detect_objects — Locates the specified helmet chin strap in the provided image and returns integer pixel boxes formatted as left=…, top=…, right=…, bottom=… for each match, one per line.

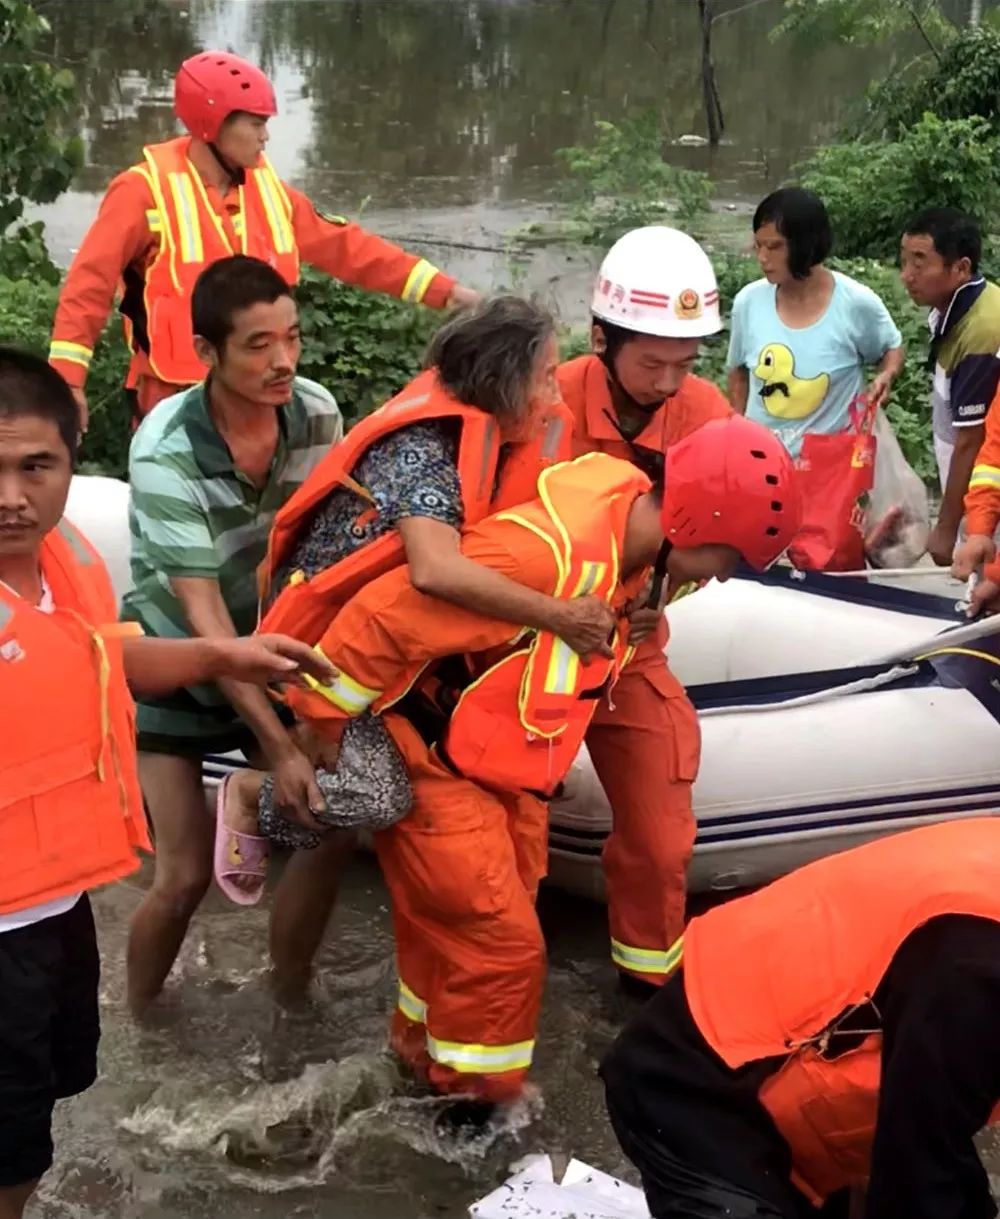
left=597, top=347, right=661, bottom=417
left=206, top=141, right=243, bottom=185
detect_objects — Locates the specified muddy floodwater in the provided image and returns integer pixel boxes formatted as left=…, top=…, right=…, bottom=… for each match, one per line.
left=24, top=1, right=1000, bottom=1214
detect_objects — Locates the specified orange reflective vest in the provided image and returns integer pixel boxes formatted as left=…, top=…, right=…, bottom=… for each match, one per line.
left=681, top=819, right=1000, bottom=1206
left=0, top=522, right=150, bottom=915
left=132, top=137, right=301, bottom=385
left=440, top=453, right=650, bottom=794
left=259, top=367, right=572, bottom=644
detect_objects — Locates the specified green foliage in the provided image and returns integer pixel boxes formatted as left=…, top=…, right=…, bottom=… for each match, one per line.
left=798, top=113, right=1000, bottom=260
left=864, top=25, right=1000, bottom=135
left=774, top=0, right=954, bottom=46
left=0, top=0, right=81, bottom=235
left=556, top=112, right=714, bottom=246
left=294, top=265, right=439, bottom=428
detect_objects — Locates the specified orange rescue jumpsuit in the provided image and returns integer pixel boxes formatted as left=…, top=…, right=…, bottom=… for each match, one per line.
left=964, top=382, right=1000, bottom=585
left=556, top=354, right=732, bottom=983
left=286, top=505, right=646, bottom=1100
left=49, top=151, right=455, bottom=417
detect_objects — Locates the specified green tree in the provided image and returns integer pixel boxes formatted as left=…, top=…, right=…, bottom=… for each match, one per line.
left=0, top=0, right=81, bottom=280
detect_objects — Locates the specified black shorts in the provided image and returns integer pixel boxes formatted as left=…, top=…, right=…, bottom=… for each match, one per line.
left=0, top=895, right=100, bottom=1188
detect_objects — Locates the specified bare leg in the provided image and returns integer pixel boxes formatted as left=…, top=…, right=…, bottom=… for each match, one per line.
left=126, top=753, right=213, bottom=1018
left=0, top=1181, right=37, bottom=1219
left=269, top=829, right=356, bottom=1006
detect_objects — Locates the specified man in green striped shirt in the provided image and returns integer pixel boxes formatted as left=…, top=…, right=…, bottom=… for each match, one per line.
left=122, top=255, right=346, bottom=1017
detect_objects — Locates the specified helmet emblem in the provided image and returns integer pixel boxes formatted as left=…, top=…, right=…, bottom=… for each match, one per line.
left=675, top=288, right=702, bottom=319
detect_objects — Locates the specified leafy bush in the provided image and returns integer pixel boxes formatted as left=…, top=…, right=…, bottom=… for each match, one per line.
left=556, top=112, right=714, bottom=246
left=799, top=113, right=1000, bottom=260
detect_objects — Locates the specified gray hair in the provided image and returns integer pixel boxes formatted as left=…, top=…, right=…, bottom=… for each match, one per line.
left=425, top=294, right=556, bottom=421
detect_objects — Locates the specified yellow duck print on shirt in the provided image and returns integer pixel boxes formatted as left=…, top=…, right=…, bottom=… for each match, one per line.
left=754, top=343, right=830, bottom=420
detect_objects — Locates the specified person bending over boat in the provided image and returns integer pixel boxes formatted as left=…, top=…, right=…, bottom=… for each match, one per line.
left=602, top=819, right=1000, bottom=1219
left=228, top=417, right=800, bottom=1116
left=48, top=50, right=479, bottom=431
left=0, top=347, right=334, bottom=1219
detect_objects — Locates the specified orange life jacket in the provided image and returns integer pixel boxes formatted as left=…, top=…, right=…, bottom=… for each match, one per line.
left=439, top=453, right=650, bottom=794
left=258, top=367, right=573, bottom=644
left=130, top=137, right=301, bottom=385
left=682, top=819, right=1000, bottom=1206
left=0, top=521, right=150, bottom=915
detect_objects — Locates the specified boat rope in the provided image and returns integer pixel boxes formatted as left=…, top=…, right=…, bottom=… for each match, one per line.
left=697, top=663, right=921, bottom=719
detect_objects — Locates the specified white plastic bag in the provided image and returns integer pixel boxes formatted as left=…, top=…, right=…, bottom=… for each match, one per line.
left=863, top=408, right=930, bottom=569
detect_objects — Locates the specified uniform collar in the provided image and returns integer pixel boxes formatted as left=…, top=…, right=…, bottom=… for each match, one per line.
left=582, top=355, right=670, bottom=450
left=929, top=277, right=987, bottom=342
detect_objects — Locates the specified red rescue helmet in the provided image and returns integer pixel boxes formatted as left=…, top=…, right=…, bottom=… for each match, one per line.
left=662, top=415, right=801, bottom=571
left=174, top=51, right=277, bottom=143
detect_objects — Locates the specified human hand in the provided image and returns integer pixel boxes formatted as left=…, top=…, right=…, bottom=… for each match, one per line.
left=555, top=595, right=615, bottom=659
left=446, top=283, right=483, bottom=310
left=926, top=522, right=959, bottom=567
left=951, top=533, right=996, bottom=580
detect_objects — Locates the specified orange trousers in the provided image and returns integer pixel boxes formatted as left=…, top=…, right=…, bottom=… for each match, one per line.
left=374, top=717, right=548, bottom=1102
left=585, top=627, right=699, bottom=985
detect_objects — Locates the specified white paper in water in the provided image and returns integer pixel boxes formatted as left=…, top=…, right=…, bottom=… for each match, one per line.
left=469, top=1155, right=650, bottom=1219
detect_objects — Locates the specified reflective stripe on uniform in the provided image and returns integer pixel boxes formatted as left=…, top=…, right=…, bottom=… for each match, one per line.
left=542, top=561, right=606, bottom=695
left=49, top=341, right=93, bottom=370
left=56, top=520, right=95, bottom=566
left=968, top=464, right=1000, bottom=491
left=611, top=934, right=684, bottom=977
left=401, top=258, right=438, bottom=304
left=145, top=208, right=162, bottom=234
left=302, top=650, right=382, bottom=714
left=253, top=166, right=295, bottom=255
left=397, top=979, right=428, bottom=1024
left=426, top=1034, right=535, bottom=1074
left=166, top=171, right=204, bottom=263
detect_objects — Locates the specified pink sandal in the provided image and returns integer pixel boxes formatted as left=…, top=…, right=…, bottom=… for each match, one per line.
left=213, top=775, right=269, bottom=906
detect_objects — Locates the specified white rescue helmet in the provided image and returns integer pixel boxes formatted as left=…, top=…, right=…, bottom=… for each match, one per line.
left=591, top=226, right=722, bottom=339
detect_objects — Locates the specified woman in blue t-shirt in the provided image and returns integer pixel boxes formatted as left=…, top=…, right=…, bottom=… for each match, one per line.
left=727, top=188, right=904, bottom=459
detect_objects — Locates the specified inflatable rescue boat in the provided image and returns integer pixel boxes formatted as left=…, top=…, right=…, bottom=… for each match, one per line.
left=67, top=475, right=1000, bottom=900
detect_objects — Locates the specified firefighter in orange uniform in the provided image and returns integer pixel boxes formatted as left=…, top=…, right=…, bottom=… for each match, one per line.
left=557, top=226, right=733, bottom=991
left=275, top=417, right=800, bottom=1114
left=602, top=819, right=1000, bottom=1219
left=953, top=382, right=1000, bottom=612
left=48, top=51, right=479, bottom=429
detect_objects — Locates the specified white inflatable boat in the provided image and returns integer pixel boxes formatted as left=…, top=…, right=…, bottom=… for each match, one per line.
left=66, top=475, right=1000, bottom=900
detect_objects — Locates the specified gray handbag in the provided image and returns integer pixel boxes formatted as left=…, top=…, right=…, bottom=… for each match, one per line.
left=258, top=714, right=411, bottom=850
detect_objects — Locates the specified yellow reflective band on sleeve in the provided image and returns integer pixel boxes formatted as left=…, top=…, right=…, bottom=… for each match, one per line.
left=301, top=650, right=382, bottom=715
left=145, top=208, right=163, bottom=234
left=401, top=258, right=439, bottom=304
left=611, top=935, right=685, bottom=977
left=397, top=979, right=428, bottom=1024
left=49, top=341, right=94, bottom=369
left=968, top=464, right=1000, bottom=491
left=426, top=1034, right=535, bottom=1074
left=167, top=172, right=204, bottom=263
left=543, top=561, right=606, bottom=695
left=253, top=166, right=295, bottom=255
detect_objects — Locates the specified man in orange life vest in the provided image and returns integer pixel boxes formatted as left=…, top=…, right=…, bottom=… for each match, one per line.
left=277, top=416, right=800, bottom=1111
left=0, top=347, right=334, bottom=1219
left=557, top=226, right=732, bottom=991
left=48, top=50, right=479, bottom=430
left=602, top=819, right=1000, bottom=1219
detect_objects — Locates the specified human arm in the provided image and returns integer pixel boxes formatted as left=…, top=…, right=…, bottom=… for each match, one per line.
left=954, top=387, right=1000, bottom=576
left=49, top=170, right=153, bottom=426
left=929, top=423, right=986, bottom=565
left=287, top=186, right=477, bottom=309
left=725, top=288, right=749, bottom=414
left=122, top=634, right=335, bottom=698
left=853, top=283, right=904, bottom=410
left=398, top=516, right=614, bottom=659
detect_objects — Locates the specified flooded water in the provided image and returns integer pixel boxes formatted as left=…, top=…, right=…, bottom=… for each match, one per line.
left=32, top=0, right=908, bottom=312
left=36, top=855, right=643, bottom=1219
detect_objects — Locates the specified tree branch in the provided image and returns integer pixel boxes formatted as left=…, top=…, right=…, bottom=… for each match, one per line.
left=906, top=2, right=943, bottom=61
